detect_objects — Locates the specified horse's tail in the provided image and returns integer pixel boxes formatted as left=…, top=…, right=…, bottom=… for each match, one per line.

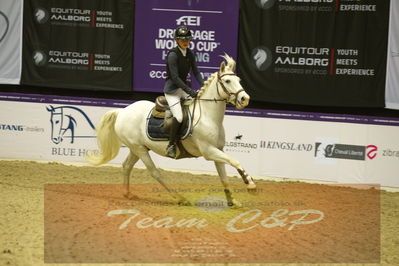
left=85, top=109, right=122, bottom=165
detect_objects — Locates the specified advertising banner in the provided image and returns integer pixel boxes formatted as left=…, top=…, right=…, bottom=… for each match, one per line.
left=133, top=0, right=239, bottom=92
left=21, top=0, right=133, bottom=91
left=385, top=0, right=399, bottom=109
left=0, top=0, right=23, bottom=84
left=1, top=92, right=399, bottom=187
left=238, top=0, right=390, bottom=107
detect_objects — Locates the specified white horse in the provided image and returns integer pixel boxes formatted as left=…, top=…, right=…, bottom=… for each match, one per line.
left=86, top=55, right=256, bottom=207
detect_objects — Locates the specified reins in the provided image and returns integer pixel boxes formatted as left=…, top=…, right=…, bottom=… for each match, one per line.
left=190, top=71, right=241, bottom=129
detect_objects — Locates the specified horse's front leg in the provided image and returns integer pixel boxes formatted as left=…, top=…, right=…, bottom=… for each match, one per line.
left=203, top=146, right=256, bottom=191
left=214, top=162, right=242, bottom=208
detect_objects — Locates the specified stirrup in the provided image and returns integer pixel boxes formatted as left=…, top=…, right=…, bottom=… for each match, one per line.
left=166, top=144, right=177, bottom=158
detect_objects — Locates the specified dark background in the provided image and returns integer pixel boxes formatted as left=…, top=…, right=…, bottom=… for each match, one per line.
left=1, top=0, right=398, bottom=118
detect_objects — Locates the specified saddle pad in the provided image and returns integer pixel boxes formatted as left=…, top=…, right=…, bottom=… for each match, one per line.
left=146, top=108, right=192, bottom=141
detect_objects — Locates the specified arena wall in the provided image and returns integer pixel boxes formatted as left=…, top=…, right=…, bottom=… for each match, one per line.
left=1, top=92, right=399, bottom=187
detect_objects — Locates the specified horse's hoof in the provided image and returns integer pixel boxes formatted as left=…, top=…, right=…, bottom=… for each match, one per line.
left=247, top=184, right=258, bottom=194
left=124, top=192, right=138, bottom=200
left=229, top=199, right=242, bottom=209
left=247, top=183, right=256, bottom=189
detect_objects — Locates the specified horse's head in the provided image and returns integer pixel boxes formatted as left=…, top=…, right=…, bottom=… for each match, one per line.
left=217, top=55, right=250, bottom=109
left=46, top=105, right=63, bottom=144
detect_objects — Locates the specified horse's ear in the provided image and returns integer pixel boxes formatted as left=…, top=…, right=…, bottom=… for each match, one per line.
left=220, top=61, right=226, bottom=73
left=231, top=61, right=236, bottom=72
left=221, top=53, right=236, bottom=72
left=46, top=105, right=54, bottom=112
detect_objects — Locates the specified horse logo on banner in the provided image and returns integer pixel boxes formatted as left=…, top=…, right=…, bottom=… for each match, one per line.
left=33, top=50, right=47, bottom=66
left=46, top=105, right=95, bottom=144
left=254, top=0, right=277, bottom=9
left=0, top=11, right=9, bottom=43
left=34, top=8, right=49, bottom=24
left=251, top=46, right=273, bottom=71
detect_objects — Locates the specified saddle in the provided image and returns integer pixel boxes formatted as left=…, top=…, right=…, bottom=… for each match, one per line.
left=146, top=96, right=196, bottom=159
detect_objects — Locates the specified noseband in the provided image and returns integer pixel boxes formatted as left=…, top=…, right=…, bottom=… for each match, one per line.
left=217, top=72, right=245, bottom=106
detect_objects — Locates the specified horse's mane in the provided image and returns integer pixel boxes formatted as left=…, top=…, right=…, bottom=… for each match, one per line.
left=197, top=72, right=217, bottom=98
left=197, top=54, right=236, bottom=98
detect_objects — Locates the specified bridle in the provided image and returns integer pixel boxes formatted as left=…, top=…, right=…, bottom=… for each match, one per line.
left=195, top=72, right=245, bottom=106
left=190, top=71, right=245, bottom=128
left=216, top=72, right=245, bottom=107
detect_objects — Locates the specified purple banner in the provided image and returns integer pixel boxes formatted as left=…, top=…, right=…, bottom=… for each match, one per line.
left=133, top=0, right=239, bottom=92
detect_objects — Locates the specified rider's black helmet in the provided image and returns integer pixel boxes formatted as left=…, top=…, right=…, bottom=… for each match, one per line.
left=174, top=26, right=193, bottom=40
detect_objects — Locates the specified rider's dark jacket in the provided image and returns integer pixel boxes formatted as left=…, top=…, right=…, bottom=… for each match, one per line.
left=163, top=47, right=204, bottom=95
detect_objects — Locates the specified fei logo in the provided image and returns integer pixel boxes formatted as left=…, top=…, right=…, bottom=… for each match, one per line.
left=176, top=16, right=201, bottom=26
left=46, top=105, right=95, bottom=144
left=34, top=8, right=49, bottom=24
left=0, top=11, right=9, bottom=44
left=251, top=46, right=273, bottom=71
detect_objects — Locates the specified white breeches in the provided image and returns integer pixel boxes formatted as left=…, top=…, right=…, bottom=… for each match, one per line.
left=164, top=88, right=189, bottom=123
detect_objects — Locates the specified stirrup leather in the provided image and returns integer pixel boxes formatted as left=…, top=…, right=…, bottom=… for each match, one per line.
left=166, top=144, right=177, bottom=158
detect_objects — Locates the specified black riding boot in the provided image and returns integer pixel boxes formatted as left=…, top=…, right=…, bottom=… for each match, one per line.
left=166, top=117, right=181, bottom=158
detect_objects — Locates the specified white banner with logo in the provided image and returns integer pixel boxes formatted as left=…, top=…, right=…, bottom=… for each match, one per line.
left=385, top=0, right=399, bottom=109
left=1, top=97, right=399, bottom=187
left=0, top=0, right=23, bottom=84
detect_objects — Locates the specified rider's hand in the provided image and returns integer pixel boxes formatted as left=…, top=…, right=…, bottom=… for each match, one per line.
left=184, top=94, right=195, bottom=105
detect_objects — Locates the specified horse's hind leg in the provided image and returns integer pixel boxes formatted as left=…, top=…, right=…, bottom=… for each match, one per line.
left=214, top=162, right=242, bottom=208
left=123, top=151, right=139, bottom=199
left=134, top=145, right=190, bottom=205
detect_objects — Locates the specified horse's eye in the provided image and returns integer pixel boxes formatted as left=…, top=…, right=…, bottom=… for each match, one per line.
left=225, top=79, right=231, bottom=84
left=55, top=121, right=59, bottom=124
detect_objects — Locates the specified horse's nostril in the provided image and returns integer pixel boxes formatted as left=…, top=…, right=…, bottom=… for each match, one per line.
left=241, top=96, right=246, bottom=103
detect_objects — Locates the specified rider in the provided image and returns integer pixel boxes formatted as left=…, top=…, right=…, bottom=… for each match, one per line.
left=164, top=25, right=204, bottom=158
